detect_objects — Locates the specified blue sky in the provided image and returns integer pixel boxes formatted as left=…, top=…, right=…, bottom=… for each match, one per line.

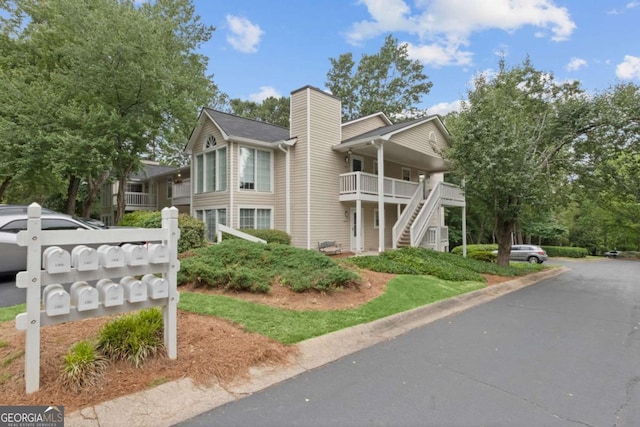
left=194, top=0, right=640, bottom=115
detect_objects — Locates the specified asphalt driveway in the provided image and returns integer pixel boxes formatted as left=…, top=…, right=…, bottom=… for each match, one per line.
left=177, top=259, right=640, bottom=427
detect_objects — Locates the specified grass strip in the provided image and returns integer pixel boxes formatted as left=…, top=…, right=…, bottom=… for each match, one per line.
left=178, top=275, right=484, bottom=344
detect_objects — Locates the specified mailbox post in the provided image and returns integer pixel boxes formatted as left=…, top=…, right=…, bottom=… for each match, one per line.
left=16, top=203, right=180, bottom=393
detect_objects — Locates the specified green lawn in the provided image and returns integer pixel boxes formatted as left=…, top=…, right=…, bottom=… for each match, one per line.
left=178, top=275, right=484, bottom=344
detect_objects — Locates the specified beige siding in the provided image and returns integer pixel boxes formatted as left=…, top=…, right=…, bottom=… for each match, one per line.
left=361, top=204, right=398, bottom=251
left=273, top=149, right=287, bottom=232
left=392, top=121, right=449, bottom=157
left=191, top=123, right=231, bottom=214
left=156, top=177, right=171, bottom=209
left=341, top=115, right=389, bottom=141
left=289, top=87, right=349, bottom=250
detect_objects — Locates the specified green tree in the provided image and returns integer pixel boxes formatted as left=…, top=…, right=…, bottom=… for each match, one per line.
left=229, top=96, right=290, bottom=128
left=446, top=58, right=586, bottom=266
left=1, top=0, right=220, bottom=220
left=326, top=35, right=433, bottom=122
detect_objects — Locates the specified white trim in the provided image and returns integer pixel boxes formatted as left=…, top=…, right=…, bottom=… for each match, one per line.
left=229, top=141, right=234, bottom=227
left=237, top=205, right=274, bottom=229
left=402, top=167, right=411, bottom=181
left=238, top=145, right=274, bottom=193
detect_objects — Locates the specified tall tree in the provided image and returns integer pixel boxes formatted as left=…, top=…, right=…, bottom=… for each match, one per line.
left=1, top=0, right=220, bottom=220
left=446, top=58, right=587, bottom=266
left=326, top=35, right=433, bottom=122
left=229, top=96, right=290, bottom=128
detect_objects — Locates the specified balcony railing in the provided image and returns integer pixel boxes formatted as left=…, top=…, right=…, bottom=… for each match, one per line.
left=172, top=180, right=190, bottom=202
left=113, top=192, right=156, bottom=208
left=339, top=172, right=419, bottom=201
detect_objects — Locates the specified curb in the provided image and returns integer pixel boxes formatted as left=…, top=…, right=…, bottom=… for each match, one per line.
left=65, top=267, right=569, bottom=427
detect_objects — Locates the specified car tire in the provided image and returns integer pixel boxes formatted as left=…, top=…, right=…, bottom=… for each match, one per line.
left=527, top=256, right=539, bottom=264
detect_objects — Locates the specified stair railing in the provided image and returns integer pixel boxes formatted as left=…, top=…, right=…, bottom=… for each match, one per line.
left=392, top=180, right=425, bottom=249
left=409, top=181, right=443, bottom=247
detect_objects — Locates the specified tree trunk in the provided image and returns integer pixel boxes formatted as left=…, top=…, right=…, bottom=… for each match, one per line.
left=66, top=176, right=81, bottom=215
left=495, top=217, right=515, bottom=267
left=0, top=176, right=12, bottom=202
left=114, top=174, right=127, bottom=225
left=82, top=171, right=110, bottom=218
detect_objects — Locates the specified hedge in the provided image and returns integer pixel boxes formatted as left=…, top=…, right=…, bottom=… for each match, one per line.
left=541, top=246, right=588, bottom=258
left=119, top=211, right=205, bottom=253
left=222, top=228, right=291, bottom=245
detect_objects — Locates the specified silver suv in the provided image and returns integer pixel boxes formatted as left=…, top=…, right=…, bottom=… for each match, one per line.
left=508, top=245, right=548, bottom=264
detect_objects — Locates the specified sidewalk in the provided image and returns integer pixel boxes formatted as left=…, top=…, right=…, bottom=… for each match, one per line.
left=65, top=267, right=568, bottom=427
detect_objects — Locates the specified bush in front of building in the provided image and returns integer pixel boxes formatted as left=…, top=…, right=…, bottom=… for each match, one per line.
left=541, top=246, right=588, bottom=258
left=177, top=239, right=359, bottom=293
left=119, top=211, right=205, bottom=253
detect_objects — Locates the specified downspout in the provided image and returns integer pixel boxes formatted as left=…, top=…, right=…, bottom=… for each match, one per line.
left=278, top=137, right=297, bottom=235
left=229, top=141, right=234, bottom=227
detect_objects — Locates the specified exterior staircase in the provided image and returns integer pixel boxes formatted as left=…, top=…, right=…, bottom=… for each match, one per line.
left=396, top=201, right=424, bottom=248
left=392, top=180, right=465, bottom=251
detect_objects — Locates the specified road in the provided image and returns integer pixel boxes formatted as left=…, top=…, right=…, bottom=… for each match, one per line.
left=176, top=259, right=640, bottom=427
left=0, top=273, right=23, bottom=307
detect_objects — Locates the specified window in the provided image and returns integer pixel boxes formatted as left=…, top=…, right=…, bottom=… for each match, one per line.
left=195, top=146, right=227, bottom=194
left=125, top=182, right=144, bottom=193
left=239, top=147, right=272, bottom=191
left=402, top=168, right=411, bottom=181
left=373, top=161, right=378, bottom=175
left=239, top=208, right=272, bottom=229
left=374, top=209, right=379, bottom=229
left=167, top=177, right=173, bottom=199
left=195, top=208, right=226, bottom=241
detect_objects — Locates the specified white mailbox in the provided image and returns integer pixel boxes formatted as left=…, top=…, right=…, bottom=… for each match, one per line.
left=122, top=243, right=149, bottom=266
left=70, top=281, right=99, bottom=311
left=142, top=274, right=169, bottom=299
left=71, top=245, right=99, bottom=271
left=98, top=245, right=125, bottom=268
left=120, top=276, right=147, bottom=303
left=96, top=279, right=124, bottom=307
left=43, top=284, right=70, bottom=317
left=42, top=246, right=71, bottom=274
left=148, top=243, right=170, bottom=264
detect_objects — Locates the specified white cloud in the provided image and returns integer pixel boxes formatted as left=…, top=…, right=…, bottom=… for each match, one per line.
left=249, top=86, right=281, bottom=102
left=426, top=100, right=463, bottom=115
left=405, top=41, right=473, bottom=67
left=616, top=55, right=640, bottom=80
left=347, top=0, right=576, bottom=67
left=566, top=57, right=587, bottom=71
left=608, top=1, right=640, bottom=14
left=226, top=15, right=264, bottom=53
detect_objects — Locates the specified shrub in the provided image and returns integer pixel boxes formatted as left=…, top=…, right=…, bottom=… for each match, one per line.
left=349, top=246, right=543, bottom=280
left=178, top=239, right=359, bottom=293
left=97, top=308, right=164, bottom=367
left=451, top=244, right=498, bottom=256
left=119, top=211, right=205, bottom=253
left=58, top=340, right=108, bottom=393
left=542, top=246, right=587, bottom=258
left=469, top=251, right=497, bottom=263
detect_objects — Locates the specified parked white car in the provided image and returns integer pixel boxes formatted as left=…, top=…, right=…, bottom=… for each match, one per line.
left=0, top=212, right=102, bottom=275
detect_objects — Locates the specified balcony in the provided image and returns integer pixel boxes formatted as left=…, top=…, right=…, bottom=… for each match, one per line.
left=172, top=179, right=190, bottom=205
left=113, top=192, right=156, bottom=210
left=339, top=172, right=419, bottom=203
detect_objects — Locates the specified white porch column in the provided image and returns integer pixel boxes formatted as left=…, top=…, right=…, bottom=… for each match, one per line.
left=376, top=141, right=385, bottom=253
left=356, top=198, right=362, bottom=253
left=436, top=204, right=441, bottom=252
left=462, top=205, right=467, bottom=257
left=462, top=178, right=467, bottom=257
